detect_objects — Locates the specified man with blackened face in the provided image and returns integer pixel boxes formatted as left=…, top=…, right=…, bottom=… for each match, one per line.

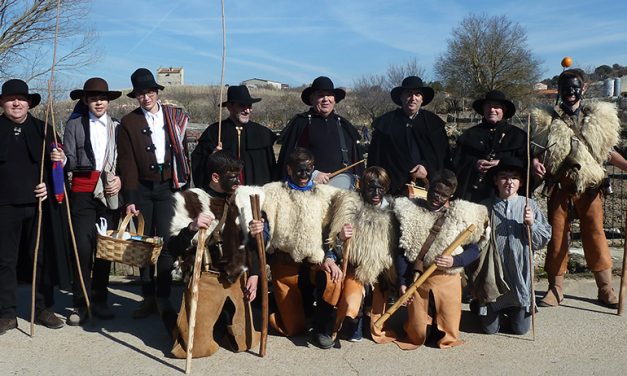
left=286, top=156, right=314, bottom=189
left=531, top=68, right=627, bottom=309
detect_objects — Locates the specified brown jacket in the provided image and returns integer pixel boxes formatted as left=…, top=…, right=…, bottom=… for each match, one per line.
left=118, top=106, right=176, bottom=205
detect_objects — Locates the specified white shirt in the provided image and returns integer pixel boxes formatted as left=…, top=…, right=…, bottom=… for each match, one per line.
left=89, top=112, right=108, bottom=171
left=141, top=103, right=166, bottom=163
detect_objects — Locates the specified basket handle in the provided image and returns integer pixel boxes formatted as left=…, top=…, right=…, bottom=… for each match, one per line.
left=116, top=212, right=146, bottom=238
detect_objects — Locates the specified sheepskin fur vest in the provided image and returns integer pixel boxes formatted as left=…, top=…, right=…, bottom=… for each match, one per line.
left=262, top=181, right=339, bottom=264
left=170, top=188, right=247, bottom=280
left=394, top=197, right=490, bottom=275
left=531, top=101, right=620, bottom=193
left=327, top=191, right=397, bottom=285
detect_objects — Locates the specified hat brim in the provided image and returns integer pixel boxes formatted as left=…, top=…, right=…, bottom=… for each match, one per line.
left=28, top=93, right=41, bottom=108
left=70, top=89, right=122, bottom=101
left=390, top=86, right=434, bottom=107
left=472, top=98, right=516, bottom=119
left=301, top=87, right=346, bottom=105
left=127, top=83, right=165, bottom=98
left=220, top=97, right=262, bottom=107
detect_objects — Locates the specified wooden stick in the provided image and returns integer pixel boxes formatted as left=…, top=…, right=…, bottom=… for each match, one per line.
left=216, top=0, right=227, bottom=146
left=186, top=228, right=207, bottom=374
left=618, top=210, right=627, bottom=316
left=250, top=194, right=268, bottom=357
left=340, top=239, right=350, bottom=283
left=374, top=224, right=476, bottom=329
left=328, top=159, right=366, bottom=179
left=525, top=113, right=536, bottom=340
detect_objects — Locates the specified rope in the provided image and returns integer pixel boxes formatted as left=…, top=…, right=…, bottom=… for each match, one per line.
left=216, top=0, right=227, bottom=145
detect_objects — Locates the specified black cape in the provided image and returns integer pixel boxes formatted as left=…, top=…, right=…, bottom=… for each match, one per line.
left=192, top=118, right=277, bottom=188
left=368, top=108, right=452, bottom=195
left=276, top=109, right=364, bottom=181
left=453, top=120, right=527, bottom=203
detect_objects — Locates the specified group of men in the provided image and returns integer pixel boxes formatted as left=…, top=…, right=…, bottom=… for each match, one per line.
left=0, top=69, right=623, bottom=358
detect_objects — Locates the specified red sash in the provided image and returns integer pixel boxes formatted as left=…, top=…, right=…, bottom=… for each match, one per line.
left=71, top=171, right=101, bottom=193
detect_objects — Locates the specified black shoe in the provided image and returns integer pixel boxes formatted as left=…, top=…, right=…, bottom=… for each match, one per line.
left=0, top=317, right=18, bottom=335
left=313, top=332, right=335, bottom=349
left=66, top=308, right=88, bottom=326
left=35, top=309, right=64, bottom=329
left=132, top=297, right=157, bottom=319
left=92, top=302, right=115, bottom=320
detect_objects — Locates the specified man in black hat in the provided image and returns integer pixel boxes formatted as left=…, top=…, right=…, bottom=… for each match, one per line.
left=453, top=90, right=527, bottom=203
left=0, top=79, right=69, bottom=334
left=63, top=77, right=122, bottom=325
left=118, top=68, right=190, bottom=322
left=191, top=85, right=277, bottom=188
left=276, top=76, right=363, bottom=187
left=368, top=76, right=452, bottom=195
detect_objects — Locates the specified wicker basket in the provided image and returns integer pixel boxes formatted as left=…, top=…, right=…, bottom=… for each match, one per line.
left=96, top=213, right=163, bottom=267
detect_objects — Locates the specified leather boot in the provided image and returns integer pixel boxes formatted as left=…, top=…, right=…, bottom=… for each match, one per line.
left=593, top=269, right=618, bottom=309
left=538, top=275, right=564, bottom=307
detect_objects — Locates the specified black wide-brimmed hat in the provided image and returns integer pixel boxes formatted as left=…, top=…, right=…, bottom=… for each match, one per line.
left=472, top=90, right=516, bottom=119
left=127, top=68, right=164, bottom=98
left=490, top=156, right=526, bottom=178
left=390, top=76, right=435, bottom=107
left=221, top=85, right=262, bottom=107
left=301, top=76, right=346, bottom=105
left=70, top=77, right=122, bottom=101
left=0, top=79, right=41, bottom=108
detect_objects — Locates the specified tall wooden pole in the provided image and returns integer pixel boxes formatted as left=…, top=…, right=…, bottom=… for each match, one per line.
left=186, top=228, right=207, bottom=374
left=525, top=113, right=536, bottom=340
left=250, top=194, right=268, bottom=357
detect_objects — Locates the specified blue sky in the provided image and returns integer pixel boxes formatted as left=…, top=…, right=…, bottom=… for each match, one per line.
left=65, top=0, right=627, bottom=91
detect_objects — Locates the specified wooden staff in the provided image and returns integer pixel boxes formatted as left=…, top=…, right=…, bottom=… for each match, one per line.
left=186, top=228, right=207, bottom=374
left=619, top=210, right=627, bottom=316
left=216, top=0, right=227, bottom=146
left=374, top=224, right=476, bottom=329
left=340, top=238, right=351, bottom=283
left=250, top=194, right=268, bottom=357
left=525, top=113, right=536, bottom=340
left=328, top=159, right=366, bottom=179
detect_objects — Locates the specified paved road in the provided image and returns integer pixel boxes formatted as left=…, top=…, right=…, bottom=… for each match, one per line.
left=2, top=277, right=626, bottom=375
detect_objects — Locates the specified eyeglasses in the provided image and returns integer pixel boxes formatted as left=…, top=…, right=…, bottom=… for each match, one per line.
left=136, top=90, right=157, bottom=99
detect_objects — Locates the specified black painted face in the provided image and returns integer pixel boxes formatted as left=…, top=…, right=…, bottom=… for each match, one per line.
left=426, top=182, right=454, bottom=210
left=559, top=77, right=583, bottom=106
left=361, top=178, right=385, bottom=206
left=219, top=171, right=240, bottom=193
left=289, top=160, right=313, bottom=187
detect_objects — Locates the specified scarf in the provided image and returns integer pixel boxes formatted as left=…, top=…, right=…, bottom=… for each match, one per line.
left=287, top=178, right=314, bottom=191
left=163, top=105, right=190, bottom=189
left=93, top=115, right=121, bottom=208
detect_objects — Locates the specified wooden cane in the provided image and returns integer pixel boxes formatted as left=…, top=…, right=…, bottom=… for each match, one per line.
left=340, top=239, right=351, bottom=283
left=374, top=224, right=476, bottom=329
left=186, top=228, right=207, bottom=374
left=216, top=0, right=227, bottom=146
left=328, top=159, right=366, bottom=179
left=250, top=194, right=268, bottom=357
left=525, top=113, right=536, bottom=340
left=618, top=210, right=627, bottom=316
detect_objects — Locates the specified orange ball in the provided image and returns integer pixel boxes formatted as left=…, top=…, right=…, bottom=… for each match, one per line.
left=561, top=57, right=573, bottom=68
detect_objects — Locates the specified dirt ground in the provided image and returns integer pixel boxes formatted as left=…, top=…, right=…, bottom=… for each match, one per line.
left=1, top=277, right=626, bottom=376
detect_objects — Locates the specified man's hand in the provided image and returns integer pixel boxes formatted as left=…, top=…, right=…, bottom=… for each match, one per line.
left=126, top=204, right=139, bottom=215
left=524, top=205, right=534, bottom=226
left=322, top=257, right=343, bottom=282
left=476, top=159, right=499, bottom=174
left=50, top=147, right=66, bottom=166
left=105, top=176, right=121, bottom=196
left=339, top=223, right=353, bottom=241
left=213, top=142, right=223, bottom=153
left=34, top=183, right=47, bottom=201
left=314, top=172, right=331, bottom=184
left=434, top=255, right=454, bottom=269
left=189, top=212, right=215, bottom=232
left=532, top=158, right=546, bottom=179
left=399, top=285, right=415, bottom=305
left=245, top=275, right=258, bottom=302
left=409, top=164, right=427, bottom=180
left=248, top=218, right=264, bottom=236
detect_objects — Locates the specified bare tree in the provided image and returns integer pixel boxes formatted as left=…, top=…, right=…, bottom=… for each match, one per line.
left=384, top=58, right=427, bottom=90
left=0, top=0, right=97, bottom=83
left=350, top=74, right=394, bottom=124
left=435, top=13, right=542, bottom=101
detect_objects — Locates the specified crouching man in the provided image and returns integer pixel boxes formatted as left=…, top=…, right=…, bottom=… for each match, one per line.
left=169, top=151, right=260, bottom=358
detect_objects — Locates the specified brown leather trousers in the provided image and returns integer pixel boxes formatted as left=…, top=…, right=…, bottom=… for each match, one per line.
left=545, top=187, right=612, bottom=276
left=333, top=269, right=366, bottom=334
left=171, top=272, right=259, bottom=358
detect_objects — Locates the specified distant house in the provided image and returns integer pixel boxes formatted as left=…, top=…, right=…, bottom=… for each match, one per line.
left=533, top=82, right=548, bottom=91
left=157, top=67, right=184, bottom=86
left=241, top=78, right=288, bottom=90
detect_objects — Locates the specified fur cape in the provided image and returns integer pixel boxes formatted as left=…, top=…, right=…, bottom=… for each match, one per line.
left=170, top=188, right=219, bottom=240
left=262, top=181, right=339, bottom=264
left=327, top=191, right=397, bottom=285
left=531, top=101, right=620, bottom=193
left=393, top=197, right=490, bottom=275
